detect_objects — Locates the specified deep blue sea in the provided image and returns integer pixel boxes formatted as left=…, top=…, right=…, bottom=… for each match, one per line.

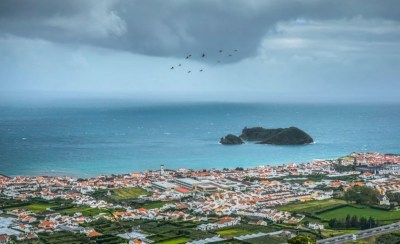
left=1, top=103, right=399, bottom=177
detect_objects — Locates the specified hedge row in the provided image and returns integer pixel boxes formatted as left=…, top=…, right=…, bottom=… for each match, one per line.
left=314, top=204, right=348, bottom=215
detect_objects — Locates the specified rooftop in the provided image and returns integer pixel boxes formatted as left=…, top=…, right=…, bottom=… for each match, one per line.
left=176, top=178, right=201, bottom=185
left=152, top=181, right=177, bottom=188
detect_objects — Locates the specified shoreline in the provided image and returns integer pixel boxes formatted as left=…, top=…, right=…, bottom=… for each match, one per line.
left=2, top=151, right=399, bottom=179
left=0, top=173, right=11, bottom=179
left=1, top=154, right=344, bottom=178
left=2, top=151, right=400, bottom=243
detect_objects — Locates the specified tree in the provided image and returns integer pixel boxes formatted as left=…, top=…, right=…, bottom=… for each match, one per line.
left=328, top=218, right=337, bottom=228
left=367, top=217, right=376, bottom=228
left=387, top=192, right=400, bottom=209
left=359, top=217, right=368, bottom=229
left=288, top=235, right=317, bottom=244
left=351, top=215, right=359, bottom=228
left=345, top=214, right=351, bottom=228
left=344, top=186, right=380, bottom=205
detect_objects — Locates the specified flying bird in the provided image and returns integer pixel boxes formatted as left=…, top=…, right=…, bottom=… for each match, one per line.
left=228, top=54, right=232, bottom=57
left=200, top=69, right=203, bottom=72
left=170, top=66, right=174, bottom=70
left=219, top=50, right=223, bottom=53
left=188, top=71, right=191, bottom=73
left=178, top=64, right=181, bottom=66
left=202, top=53, right=205, bottom=58
left=234, top=49, right=238, bottom=52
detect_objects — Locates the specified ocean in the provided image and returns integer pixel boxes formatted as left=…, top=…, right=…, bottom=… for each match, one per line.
left=1, top=103, right=399, bottom=177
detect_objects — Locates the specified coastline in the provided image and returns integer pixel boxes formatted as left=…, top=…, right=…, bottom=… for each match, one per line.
left=1, top=153, right=343, bottom=178
left=2, top=151, right=400, bottom=243
left=0, top=173, right=11, bottom=179
left=2, top=151, right=398, bottom=179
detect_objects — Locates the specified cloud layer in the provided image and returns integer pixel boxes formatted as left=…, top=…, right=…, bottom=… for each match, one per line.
left=1, top=0, right=400, bottom=61
left=0, top=0, right=400, bottom=103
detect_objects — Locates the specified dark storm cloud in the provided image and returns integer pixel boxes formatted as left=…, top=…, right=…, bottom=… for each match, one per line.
left=1, top=0, right=399, bottom=62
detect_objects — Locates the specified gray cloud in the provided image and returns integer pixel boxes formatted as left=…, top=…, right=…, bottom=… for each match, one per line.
left=1, top=0, right=400, bottom=62
left=1, top=0, right=400, bottom=104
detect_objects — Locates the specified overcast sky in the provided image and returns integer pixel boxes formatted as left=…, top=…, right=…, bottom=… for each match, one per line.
left=1, top=0, right=400, bottom=104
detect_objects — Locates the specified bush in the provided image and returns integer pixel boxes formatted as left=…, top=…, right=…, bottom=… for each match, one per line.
left=344, top=186, right=380, bottom=205
left=314, top=204, right=348, bottom=215
left=288, top=235, right=316, bottom=244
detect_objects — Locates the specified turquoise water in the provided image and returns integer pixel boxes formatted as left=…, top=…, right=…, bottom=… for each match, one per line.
left=1, top=103, right=399, bottom=177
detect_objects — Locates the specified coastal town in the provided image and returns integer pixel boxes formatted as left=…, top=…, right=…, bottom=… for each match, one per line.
left=1, top=152, right=400, bottom=243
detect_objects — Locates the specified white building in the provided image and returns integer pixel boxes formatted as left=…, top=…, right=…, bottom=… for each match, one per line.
left=152, top=181, right=178, bottom=191
left=308, top=223, right=324, bottom=230
left=175, top=178, right=202, bottom=190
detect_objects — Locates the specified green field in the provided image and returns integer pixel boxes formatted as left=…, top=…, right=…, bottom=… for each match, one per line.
left=276, top=199, right=346, bottom=214
left=216, top=228, right=253, bottom=238
left=143, top=201, right=175, bottom=209
left=90, top=187, right=150, bottom=203
left=317, top=205, right=400, bottom=221
left=59, top=207, right=108, bottom=217
left=136, top=220, right=213, bottom=242
left=84, top=218, right=136, bottom=236
left=0, top=198, right=28, bottom=208
left=156, top=237, right=192, bottom=244
left=109, top=187, right=150, bottom=200
left=6, top=203, right=57, bottom=213
left=213, top=224, right=280, bottom=240
left=37, top=231, right=93, bottom=244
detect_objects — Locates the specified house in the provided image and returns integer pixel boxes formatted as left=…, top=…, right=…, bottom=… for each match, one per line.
left=215, top=216, right=240, bottom=227
left=256, top=220, right=268, bottom=226
left=0, top=234, right=11, bottom=244
left=378, top=195, right=390, bottom=206
left=15, top=223, right=33, bottom=233
left=87, top=231, right=102, bottom=238
left=308, top=223, right=324, bottom=230
left=249, top=220, right=268, bottom=226
left=38, top=220, right=56, bottom=230
left=129, top=240, right=144, bottom=244
left=19, top=215, right=37, bottom=223
left=197, top=223, right=217, bottom=231
left=196, top=217, right=240, bottom=231
left=16, top=233, right=38, bottom=241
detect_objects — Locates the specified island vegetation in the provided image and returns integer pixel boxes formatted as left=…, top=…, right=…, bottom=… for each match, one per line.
left=219, top=134, right=244, bottom=145
left=220, top=126, right=313, bottom=145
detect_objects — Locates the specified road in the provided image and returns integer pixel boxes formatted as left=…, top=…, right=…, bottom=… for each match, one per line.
left=317, top=222, right=400, bottom=244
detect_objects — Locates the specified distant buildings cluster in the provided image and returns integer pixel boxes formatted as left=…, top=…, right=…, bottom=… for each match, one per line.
left=1, top=152, right=400, bottom=242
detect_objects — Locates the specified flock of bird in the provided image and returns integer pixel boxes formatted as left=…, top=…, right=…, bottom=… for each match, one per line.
left=170, top=49, right=238, bottom=73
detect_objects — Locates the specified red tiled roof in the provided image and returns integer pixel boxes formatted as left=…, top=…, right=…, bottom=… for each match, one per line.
left=88, top=231, right=102, bottom=238
left=175, top=187, right=190, bottom=193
